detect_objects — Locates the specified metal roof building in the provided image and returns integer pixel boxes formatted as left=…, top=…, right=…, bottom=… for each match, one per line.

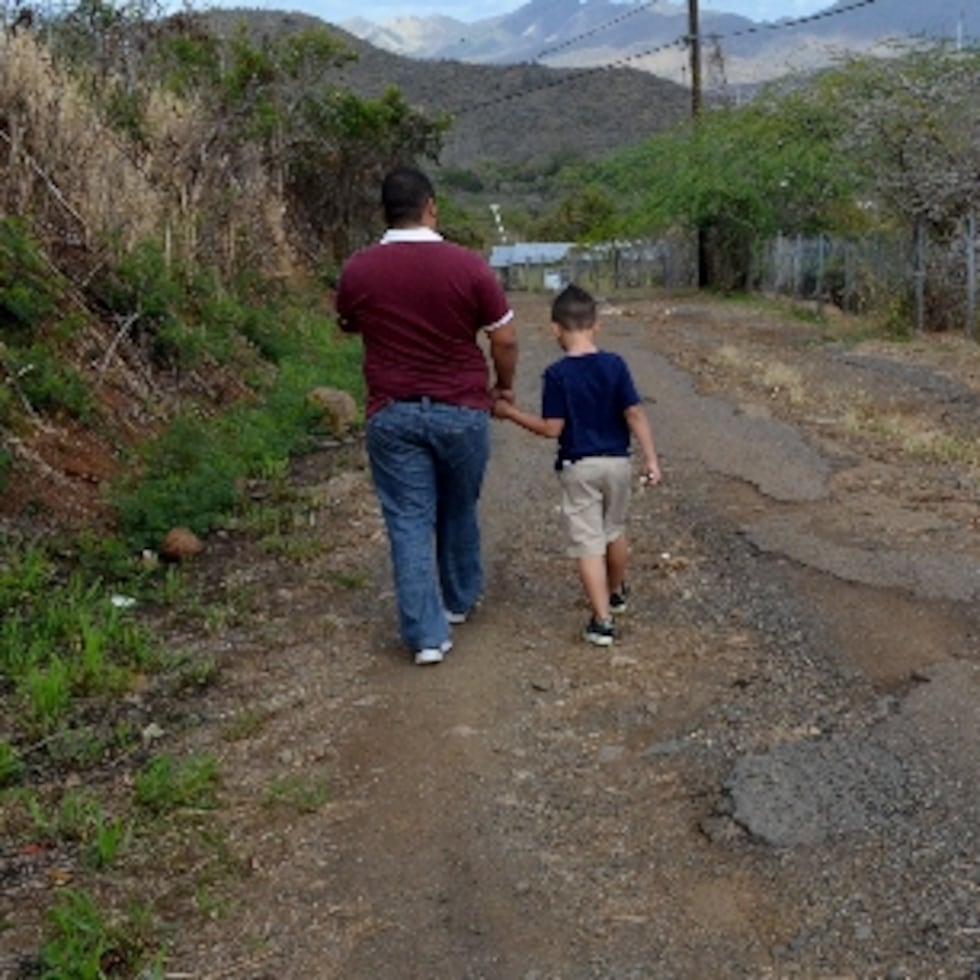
left=488, top=243, right=575, bottom=269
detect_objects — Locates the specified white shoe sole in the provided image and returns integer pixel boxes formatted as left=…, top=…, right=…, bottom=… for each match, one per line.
left=414, top=639, right=453, bottom=665
left=584, top=633, right=615, bottom=647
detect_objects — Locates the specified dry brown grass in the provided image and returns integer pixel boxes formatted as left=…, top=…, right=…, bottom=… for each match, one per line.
left=0, top=32, right=292, bottom=278
left=708, top=344, right=807, bottom=405
left=0, top=34, right=163, bottom=249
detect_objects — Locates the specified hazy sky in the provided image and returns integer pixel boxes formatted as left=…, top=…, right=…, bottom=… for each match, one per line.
left=240, top=0, right=835, bottom=27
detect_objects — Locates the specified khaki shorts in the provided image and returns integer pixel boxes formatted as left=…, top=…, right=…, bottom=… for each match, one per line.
left=558, top=456, right=632, bottom=558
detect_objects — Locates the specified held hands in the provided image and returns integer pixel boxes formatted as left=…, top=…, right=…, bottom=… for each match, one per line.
left=491, top=386, right=516, bottom=420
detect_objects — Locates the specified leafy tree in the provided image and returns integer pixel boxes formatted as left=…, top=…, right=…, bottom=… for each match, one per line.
left=598, top=85, right=863, bottom=288
left=285, top=85, right=448, bottom=262
left=819, top=47, right=980, bottom=228
left=528, top=185, right=616, bottom=243
left=151, top=19, right=448, bottom=266
left=556, top=61, right=925, bottom=289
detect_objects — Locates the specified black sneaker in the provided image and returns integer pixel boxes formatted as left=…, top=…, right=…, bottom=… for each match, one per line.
left=583, top=616, right=616, bottom=647
left=609, top=584, right=629, bottom=615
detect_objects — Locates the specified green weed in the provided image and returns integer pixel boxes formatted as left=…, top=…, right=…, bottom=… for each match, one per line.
left=0, top=217, right=58, bottom=337
left=21, top=656, right=73, bottom=733
left=83, top=815, right=131, bottom=871
left=330, top=571, right=365, bottom=590
left=170, top=654, right=221, bottom=693
left=0, top=739, right=22, bottom=787
left=45, top=722, right=140, bottom=770
left=4, top=343, right=93, bottom=418
left=264, top=770, right=330, bottom=814
left=134, top=753, right=220, bottom=814
left=55, top=789, right=104, bottom=842
left=110, top=288, right=362, bottom=549
left=259, top=532, right=323, bottom=562
left=221, top=706, right=270, bottom=742
left=41, top=889, right=160, bottom=979
left=0, top=445, right=12, bottom=493
left=1, top=553, right=158, bottom=737
left=159, top=564, right=187, bottom=606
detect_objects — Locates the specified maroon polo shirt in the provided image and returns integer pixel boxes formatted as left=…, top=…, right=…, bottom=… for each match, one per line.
left=335, top=229, right=513, bottom=417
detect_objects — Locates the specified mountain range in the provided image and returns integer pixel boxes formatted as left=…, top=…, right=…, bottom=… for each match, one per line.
left=207, top=0, right=976, bottom=176
left=207, top=8, right=693, bottom=170
left=343, top=0, right=979, bottom=86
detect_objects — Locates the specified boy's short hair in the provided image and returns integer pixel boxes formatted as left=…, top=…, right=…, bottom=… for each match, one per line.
left=551, top=283, right=597, bottom=331
left=382, top=166, right=435, bottom=227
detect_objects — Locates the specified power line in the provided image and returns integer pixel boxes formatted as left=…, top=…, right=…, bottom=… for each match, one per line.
left=448, top=37, right=690, bottom=117
left=537, top=0, right=877, bottom=64
left=537, top=0, right=663, bottom=61
left=449, top=0, right=878, bottom=118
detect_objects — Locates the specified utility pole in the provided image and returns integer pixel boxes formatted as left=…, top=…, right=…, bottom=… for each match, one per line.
left=688, top=0, right=702, bottom=119
left=688, top=0, right=707, bottom=285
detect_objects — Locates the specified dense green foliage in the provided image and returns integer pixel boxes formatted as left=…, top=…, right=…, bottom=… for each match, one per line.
left=107, top=279, right=363, bottom=545
left=529, top=47, right=980, bottom=294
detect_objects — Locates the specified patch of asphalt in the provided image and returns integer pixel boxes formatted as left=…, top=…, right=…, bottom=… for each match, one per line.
left=832, top=350, right=980, bottom=406
left=726, top=737, right=914, bottom=847
left=875, top=660, right=980, bottom=824
left=661, top=486, right=979, bottom=976
left=608, top=316, right=979, bottom=972
left=745, top=513, right=980, bottom=603
left=625, top=346, right=833, bottom=503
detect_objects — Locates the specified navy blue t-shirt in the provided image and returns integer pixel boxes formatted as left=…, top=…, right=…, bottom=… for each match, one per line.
left=541, top=350, right=642, bottom=470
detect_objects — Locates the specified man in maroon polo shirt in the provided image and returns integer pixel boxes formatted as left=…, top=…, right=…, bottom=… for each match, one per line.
left=336, top=166, right=518, bottom=666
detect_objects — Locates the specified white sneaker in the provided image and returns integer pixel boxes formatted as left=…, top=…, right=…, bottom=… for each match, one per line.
left=445, top=609, right=468, bottom=625
left=414, top=638, right=453, bottom=666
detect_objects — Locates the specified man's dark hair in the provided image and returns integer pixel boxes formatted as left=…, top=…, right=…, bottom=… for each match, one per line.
left=381, top=166, right=435, bottom=227
left=551, top=283, right=597, bottom=331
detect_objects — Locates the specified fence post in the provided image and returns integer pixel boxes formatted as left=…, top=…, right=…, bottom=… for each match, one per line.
left=967, top=213, right=976, bottom=341
left=816, top=235, right=826, bottom=313
left=914, top=220, right=926, bottom=334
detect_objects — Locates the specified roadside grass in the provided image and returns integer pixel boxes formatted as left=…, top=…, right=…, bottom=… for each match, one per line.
left=704, top=301, right=977, bottom=472
left=0, top=271, right=363, bottom=973
left=41, top=888, right=162, bottom=980
left=708, top=344, right=808, bottom=405
left=843, top=402, right=980, bottom=468
left=760, top=361, right=807, bottom=404
left=110, top=293, right=363, bottom=551
left=264, top=769, right=331, bottom=814
left=0, top=748, right=228, bottom=973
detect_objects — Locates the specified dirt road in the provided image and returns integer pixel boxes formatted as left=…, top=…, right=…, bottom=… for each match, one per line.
left=135, top=294, right=980, bottom=977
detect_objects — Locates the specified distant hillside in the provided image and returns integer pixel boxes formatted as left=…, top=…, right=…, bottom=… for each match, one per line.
left=342, top=0, right=980, bottom=86
left=204, top=9, right=692, bottom=170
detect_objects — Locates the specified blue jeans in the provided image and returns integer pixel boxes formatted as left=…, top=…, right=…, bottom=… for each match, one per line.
left=366, top=399, right=489, bottom=652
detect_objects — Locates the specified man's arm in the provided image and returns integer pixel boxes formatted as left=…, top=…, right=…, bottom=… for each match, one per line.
left=334, top=269, right=359, bottom=334
left=624, top=403, right=662, bottom=484
left=487, top=321, right=518, bottom=401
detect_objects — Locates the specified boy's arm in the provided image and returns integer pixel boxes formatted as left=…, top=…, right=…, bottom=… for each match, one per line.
left=494, top=399, right=564, bottom=439
left=624, top=403, right=662, bottom=484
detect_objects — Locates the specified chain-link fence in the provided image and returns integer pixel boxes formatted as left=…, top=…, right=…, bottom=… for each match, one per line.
left=753, top=222, right=977, bottom=339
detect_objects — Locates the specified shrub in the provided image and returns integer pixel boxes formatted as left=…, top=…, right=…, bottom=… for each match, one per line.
left=4, top=344, right=93, bottom=418
left=134, top=753, right=220, bottom=814
left=111, top=291, right=363, bottom=547
left=0, top=218, right=58, bottom=338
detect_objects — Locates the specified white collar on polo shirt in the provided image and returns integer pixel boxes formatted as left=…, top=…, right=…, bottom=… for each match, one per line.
left=380, top=227, right=444, bottom=244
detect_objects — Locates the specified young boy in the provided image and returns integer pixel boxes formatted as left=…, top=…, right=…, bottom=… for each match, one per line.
left=494, top=283, right=661, bottom=646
